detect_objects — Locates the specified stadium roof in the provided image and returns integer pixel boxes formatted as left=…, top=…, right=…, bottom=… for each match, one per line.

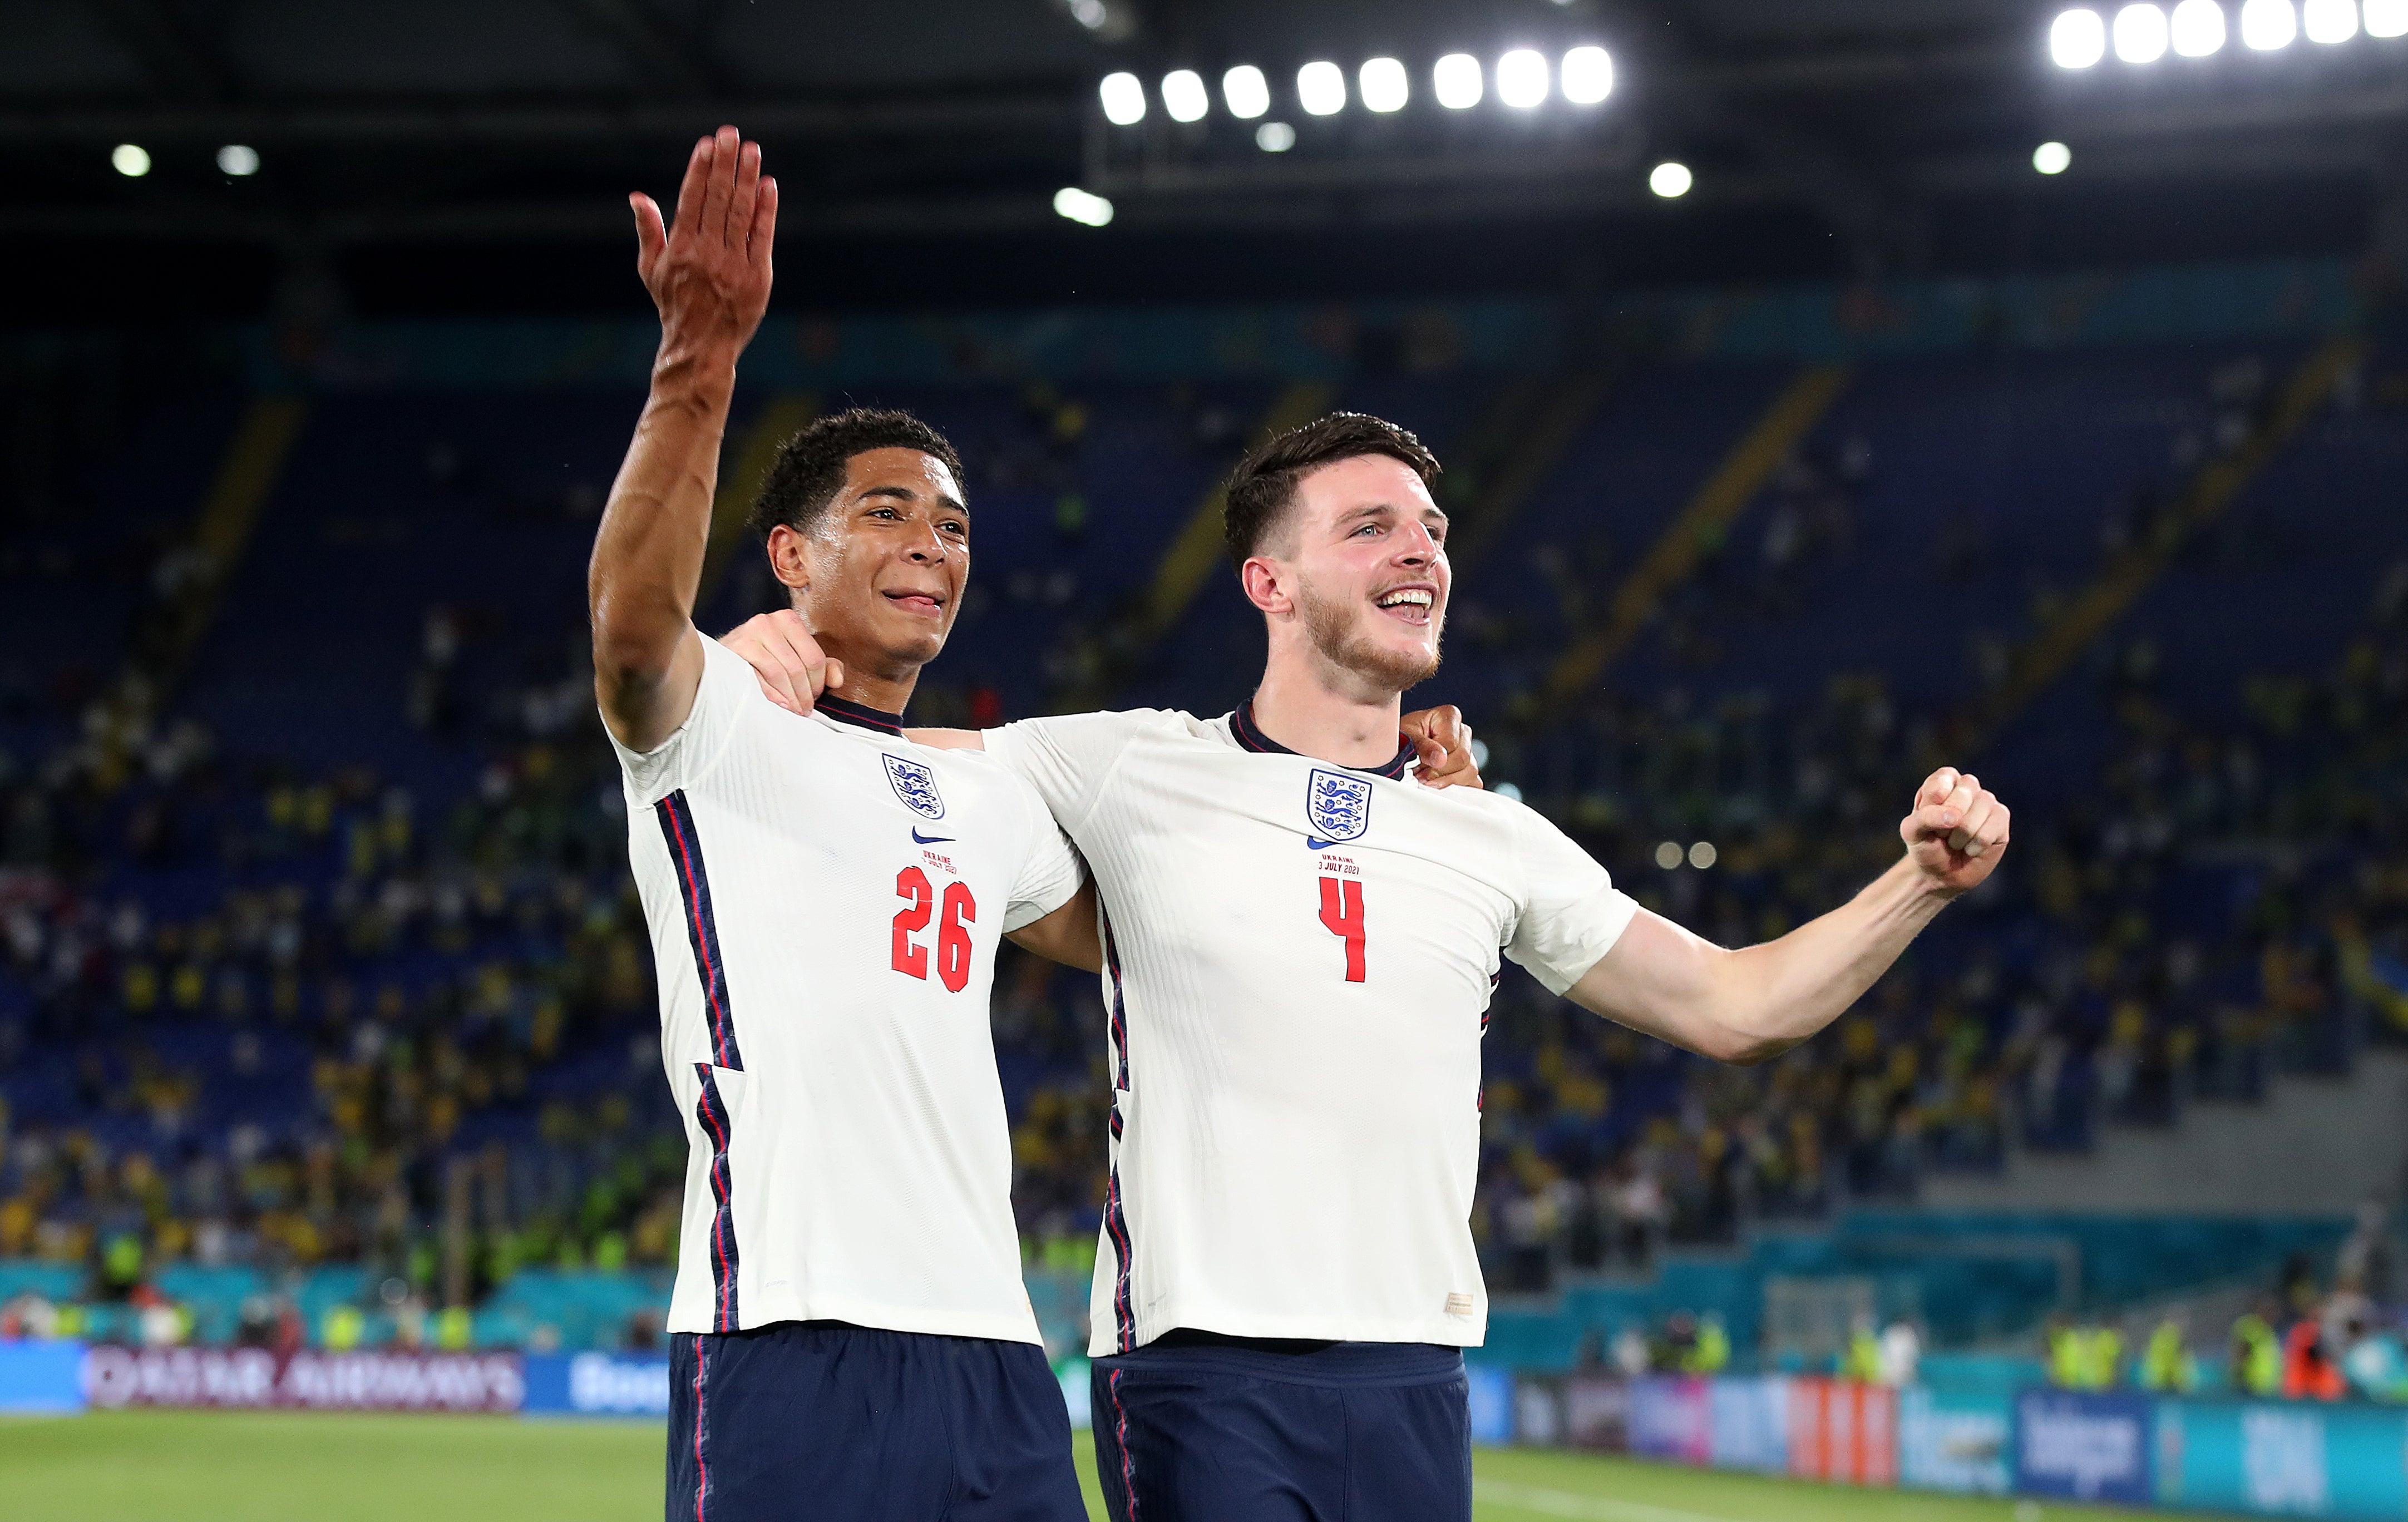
left=7, top=0, right=2400, bottom=317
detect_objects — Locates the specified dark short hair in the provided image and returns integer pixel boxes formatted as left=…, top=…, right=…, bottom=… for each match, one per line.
left=748, top=408, right=965, bottom=540
left=1221, top=412, right=1442, bottom=566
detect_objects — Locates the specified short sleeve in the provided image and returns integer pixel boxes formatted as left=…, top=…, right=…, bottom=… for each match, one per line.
left=981, top=709, right=1161, bottom=832
left=605, top=634, right=757, bottom=806
left=1003, top=809, right=1085, bottom=933
left=1503, top=804, right=1641, bottom=996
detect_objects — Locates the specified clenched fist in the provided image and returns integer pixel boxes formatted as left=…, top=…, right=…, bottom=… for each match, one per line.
left=1901, top=767, right=2011, bottom=897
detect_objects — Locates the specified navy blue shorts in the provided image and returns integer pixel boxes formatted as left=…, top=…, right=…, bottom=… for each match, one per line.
left=667, top=1322, right=1085, bottom=1522
left=1090, top=1334, right=1471, bottom=1522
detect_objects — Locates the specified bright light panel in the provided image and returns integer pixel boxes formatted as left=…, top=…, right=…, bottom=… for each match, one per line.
left=1162, top=70, right=1208, bottom=122
left=2051, top=8, right=2109, bottom=65
left=1297, top=61, right=1346, bottom=116
left=1053, top=186, right=1114, bottom=226
left=2034, top=140, right=2073, bottom=174
left=2303, top=0, right=2358, bottom=39
left=1256, top=121, right=1296, bottom=152
left=1359, top=57, right=1408, bottom=112
left=1099, top=72, right=1147, bottom=125
left=2241, top=0, right=2298, bottom=47
left=1650, top=161, right=1692, bottom=197
left=111, top=143, right=150, bottom=176
left=1222, top=65, right=1270, bottom=119
left=1560, top=45, right=1613, bottom=103
left=2370, top=0, right=2408, bottom=36
left=1497, top=48, right=1548, bottom=107
left=2115, top=3, right=2172, bottom=58
left=216, top=144, right=259, bottom=176
left=1433, top=53, right=1484, bottom=107
left=2171, top=0, right=2229, bottom=53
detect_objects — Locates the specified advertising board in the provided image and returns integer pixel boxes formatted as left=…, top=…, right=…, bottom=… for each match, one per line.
left=522, top=1351, right=670, bottom=1416
left=1466, top=1365, right=1516, bottom=1446
left=1899, top=1386, right=2011, bottom=1495
left=2014, top=1388, right=2153, bottom=1506
left=1629, top=1377, right=1713, bottom=1464
left=1561, top=1375, right=1631, bottom=1452
left=0, top=1340, right=84, bottom=1413
left=2155, top=1397, right=2408, bottom=1520
left=1709, top=1376, right=1791, bottom=1474
left=1788, top=1377, right=1898, bottom=1486
left=81, top=1346, right=524, bottom=1413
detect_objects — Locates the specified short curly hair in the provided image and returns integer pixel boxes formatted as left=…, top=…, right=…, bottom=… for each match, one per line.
left=1221, top=412, right=1441, bottom=567
left=748, top=408, right=965, bottom=540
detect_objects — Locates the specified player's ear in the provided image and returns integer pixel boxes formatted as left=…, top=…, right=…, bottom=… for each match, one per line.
left=1239, top=555, right=1290, bottom=616
left=766, top=523, right=812, bottom=599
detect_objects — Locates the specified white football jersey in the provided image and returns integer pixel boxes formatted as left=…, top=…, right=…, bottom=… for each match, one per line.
left=984, top=703, right=1639, bottom=1355
left=611, top=635, right=1082, bottom=1342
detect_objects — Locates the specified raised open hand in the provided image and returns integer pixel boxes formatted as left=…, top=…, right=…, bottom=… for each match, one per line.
left=630, top=125, right=776, bottom=358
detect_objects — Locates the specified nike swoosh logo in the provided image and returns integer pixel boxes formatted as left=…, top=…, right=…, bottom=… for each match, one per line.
left=912, top=829, right=955, bottom=845
left=1306, top=839, right=1336, bottom=851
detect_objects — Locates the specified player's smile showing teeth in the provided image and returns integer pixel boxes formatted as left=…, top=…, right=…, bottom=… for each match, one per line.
left=1373, top=585, right=1437, bottom=627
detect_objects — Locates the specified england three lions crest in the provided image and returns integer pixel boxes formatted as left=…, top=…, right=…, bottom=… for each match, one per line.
left=1305, top=768, right=1373, bottom=847
left=883, top=754, right=945, bottom=820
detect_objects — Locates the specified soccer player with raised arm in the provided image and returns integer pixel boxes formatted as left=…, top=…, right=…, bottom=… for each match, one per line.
left=590, top=127, right=1107, bottom=1522
left=729, top=408, right=2011, bottom=1521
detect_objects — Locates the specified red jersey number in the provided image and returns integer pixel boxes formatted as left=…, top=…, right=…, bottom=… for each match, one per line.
left=894, top=868, right=978, bottom=994
left=1318, top=877, right=1366, bottom=983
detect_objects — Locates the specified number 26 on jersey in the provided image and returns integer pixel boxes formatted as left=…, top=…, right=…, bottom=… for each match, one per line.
left=894, top=867, right=975, bottom=992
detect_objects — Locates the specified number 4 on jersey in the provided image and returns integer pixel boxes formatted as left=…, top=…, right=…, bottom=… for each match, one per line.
left=892, top=867, right=976, bottom=993
left=1318, top=876, right=1366, bottom=983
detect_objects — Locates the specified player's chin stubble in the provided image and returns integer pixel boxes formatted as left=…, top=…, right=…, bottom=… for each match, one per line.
left=1297, top=575, right=1442, bottom=694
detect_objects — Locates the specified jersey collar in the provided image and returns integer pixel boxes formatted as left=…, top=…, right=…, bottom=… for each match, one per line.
left=816, top=693, right=907, bottom=737
left=1230, top=699, right=1414, bottom=781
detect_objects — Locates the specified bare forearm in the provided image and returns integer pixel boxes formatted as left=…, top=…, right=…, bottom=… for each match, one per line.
left=589, top=348, right=738, bottom=743
left=1710, top=856, right=1948, bottom=1061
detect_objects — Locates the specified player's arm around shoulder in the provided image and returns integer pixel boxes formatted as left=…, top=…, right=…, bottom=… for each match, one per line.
left=591, top=127, right=776, bottom=755
left=1565, top=767, right=2010, bottom=1066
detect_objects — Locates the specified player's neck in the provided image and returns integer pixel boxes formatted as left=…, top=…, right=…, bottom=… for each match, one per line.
left=1248, top=656, right=1403, bottom=770
left=817, top=640, right=920, bottom=719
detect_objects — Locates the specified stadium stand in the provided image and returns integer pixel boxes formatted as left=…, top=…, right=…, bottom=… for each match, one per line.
left=3, top=261, right=2405, bottom=1375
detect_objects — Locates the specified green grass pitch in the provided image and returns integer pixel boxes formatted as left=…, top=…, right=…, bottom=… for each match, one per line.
left=1, top=1411, right=2208, bottom=1522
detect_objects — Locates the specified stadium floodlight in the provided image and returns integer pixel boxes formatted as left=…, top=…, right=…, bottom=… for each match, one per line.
left=1560, top=45, right=1613, bottom=103
left=2034, top=140, right=2073, bottom=174
left=2240, top=0, right=2297, bottom=47
left=1360, top=57, right=1409, bottom=112
left=1053, top=186, right=1114, bottom=226
left=1654, top=841, right=1682, bottom=869
left=1689, top=842, right=1718, bottom=869
left=1433, top=52, right=1484, bottom=107
left=216, top=144, right=259, bottom=176
left=2051, top=8, right=2109, bottom=65
left=1099, top=71, right=1147, bottom=125
left=1497, top=48, right=1548, bottom=107
left=1161, top=69, right=1209, bottom=122
left=1650, top=160, right=1692, bottom=197
left=2171, top=0, right=2229, bottom=53
left=1256, top=121, right=1296, bottom=152
left=1066, top=0, right=1108, bottom=29
left=2115, top=3, right=2172, bottom=58
left=2302, top=0, right=2358, bottom=40
left=2370, top=0, right=2408, bottom=36
left=111, top=143, right=151, bottom=176
left=1222, top=64, right=1271, bottom=119
left=1297, top=61, right=1346, bottom=116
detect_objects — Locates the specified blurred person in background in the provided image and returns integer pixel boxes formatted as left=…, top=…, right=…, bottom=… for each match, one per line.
left=2139, top=1317, right=2198, bottom=1394
left=2232, top=1302, right=2283, bottom=1397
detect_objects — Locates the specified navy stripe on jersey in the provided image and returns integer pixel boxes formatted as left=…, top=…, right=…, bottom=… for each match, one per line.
left=1102, top=907, right=1136, bottom=1350
left=1231, top=699, right=1414, bottom=780
left=815, top=693, right=907, bottom=735
left=656, top=791, right=743, bottom=1071
left=693, top=1063, right=741, bottom=1332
